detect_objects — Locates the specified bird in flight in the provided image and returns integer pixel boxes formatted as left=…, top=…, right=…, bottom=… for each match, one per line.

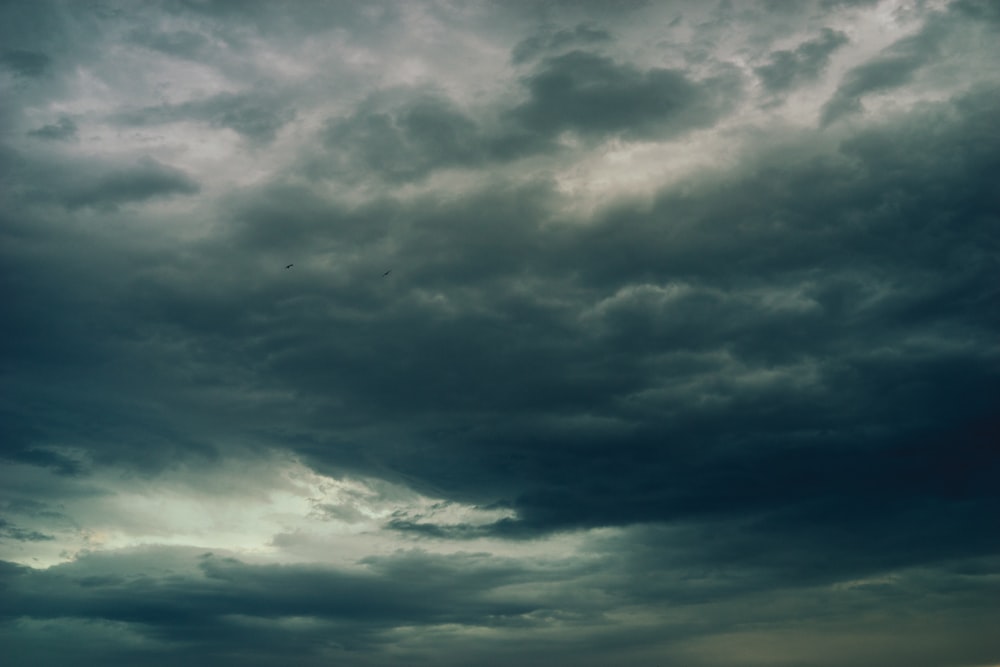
left=285, top=264, right=294, bottom=269
left=382, top=269, right=391, bottom=277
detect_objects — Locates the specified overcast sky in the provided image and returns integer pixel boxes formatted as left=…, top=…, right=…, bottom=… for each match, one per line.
left=2, top=0, right=999, bottom=665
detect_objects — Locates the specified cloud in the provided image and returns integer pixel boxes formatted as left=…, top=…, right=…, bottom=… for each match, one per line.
left=127, top=27, right=211, bottom=60
left=0, top=520, right=54, bottom=543
left=512, top=50, right=740, bottom=141
left=755, top=28, right=848, bottom=93
left=2, top=538, right=1000, bottom=666
left=322, top=93, right=486, bottom=183
left=0, top=49, right=51, bottom=78
left=58, top=157, right=200, bottom=209
left=0, top=150, right=198, bottom=211
left=320, top=50, right=739, bottom=183
left=820, top=11, right=952, bottom=125
left=819, top=0, right=880, bottom=8
left=511, top=23, right=613, bottom=64
left=5, top=83, right=998, bottom=539
left=0, top=548, right=556, bottom=652
left=27, top=117, right=77, bottom=141
left=116, top=92, right=296, bottom=144
left=287, top=84, right=1000, bottom=543
left=1, top=1, right=998, bottom=665
left=0, top=448, right=84, bottom=477
left=952, top=0, right=1000, bottom=24
left=320, top=49, right=740, bottom=183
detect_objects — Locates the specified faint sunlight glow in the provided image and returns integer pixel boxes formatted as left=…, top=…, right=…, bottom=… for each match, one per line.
left=0, top=455, right=520, bottom=570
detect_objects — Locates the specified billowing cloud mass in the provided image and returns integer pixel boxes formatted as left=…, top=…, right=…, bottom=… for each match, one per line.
left=2, top=1, right=999, bottom=666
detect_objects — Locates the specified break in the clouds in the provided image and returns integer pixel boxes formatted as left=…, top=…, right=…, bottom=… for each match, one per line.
left=2, top=1, right=999, bottom=666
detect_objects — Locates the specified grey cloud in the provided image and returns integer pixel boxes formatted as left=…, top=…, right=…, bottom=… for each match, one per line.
left=512, top=50, right=740, bottom=140
left=163, top=0, right=401, bottom=35
left=2, top=541, right=999, bottom=666
left=0, top=49, right=51, bottom=78
left=309, top=503, right=369, bottom=524
left=819, top=0, right=880, bottom=8
left=384, top=518, right=524, bottom=540
left=60, top=157, right=200, bottom=209
left=321, top=51, right=740, bottom=183
left=319, top=92, right=551, bottom=183
left=27, top=117, right=77, bottom=141
left=196, top=95, right=295, bottom=143
left=286, top=85, right=999, bottom=542
left=4, top=83, right=998, bottom=547
left=0, top=549, right=553, bottom=650
left=1, top=151, right=198, bottom=211
left=511, top=23, right=613, bottom=64
left=127, top=27, right=211, bottom=60
left=0, top=520, right=55, bottom=543
left=224, top=181, right=393, bottom=252
left=821, top=13, right=950, bottom=125
left=952, top=0, right=1000, bottom=24
left=755, top=28, right=848, bottom=92
left=117, top=92, right=295, bottom=144
left=322, top=94, right=485, bottom=183
left=0, top=448, right=84, bottom=477
left=821, top=56, right=926, bottom=125
left=1, top=2, right=998, bottom=665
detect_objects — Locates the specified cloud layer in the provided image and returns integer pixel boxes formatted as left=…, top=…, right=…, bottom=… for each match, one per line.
left=2, top=1, right=999, bottom=665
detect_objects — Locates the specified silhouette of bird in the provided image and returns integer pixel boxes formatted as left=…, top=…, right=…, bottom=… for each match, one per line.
left=285, top=264, right=294, bottom=269
left=382, top=269, right=391, bottom=277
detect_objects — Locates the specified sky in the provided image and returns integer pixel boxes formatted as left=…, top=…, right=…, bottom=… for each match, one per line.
left=1, top=0, right=999, bottom=665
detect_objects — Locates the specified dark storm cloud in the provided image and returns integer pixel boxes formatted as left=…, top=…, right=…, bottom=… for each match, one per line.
left=3, top=542, right=1000, bottom=666
left=161, top=0, right=400, bottom=34
left=2, top=1, right=999, bottom=665
left=755, top=28, right=848, bottom=93
left=385, top=518, right=490, bottom=539
left=0, top=49, right=51, bottom=78
left=322, top=93, right=486, bottom=183
left=1, top=150, right=199, bottom=210
left=281, top=83, right=1000, bottom=548
left=321, top=49, right=740, bottom=183
left=0, top=448, right=84, bottom=477
left=819, top=0, right=880, bottom=8
left=58, top=157, right=200, bottom=209
left=820, top=11, right=952, bottom=125
left=0, top=520, right=54, bottom=543
left=27, top=117, right=77, bottom=141
left=127, top=27, right=212, bottom=60
left=500, top=85, right=998, bottom=532
left=512, top=50, right=740, bottom=140
left=0, top=549, right=559, bottom=652
left=322, top=50, right=740, bottom=184
left=511, top=23, right=613, bottom=64
left=952, top=0, right=1000, bottom=23
left=116, top=92, right=295, bottom=144
left=2, top=58, right=997, bottom=560
left=7, top=83, right=997, bottom=534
